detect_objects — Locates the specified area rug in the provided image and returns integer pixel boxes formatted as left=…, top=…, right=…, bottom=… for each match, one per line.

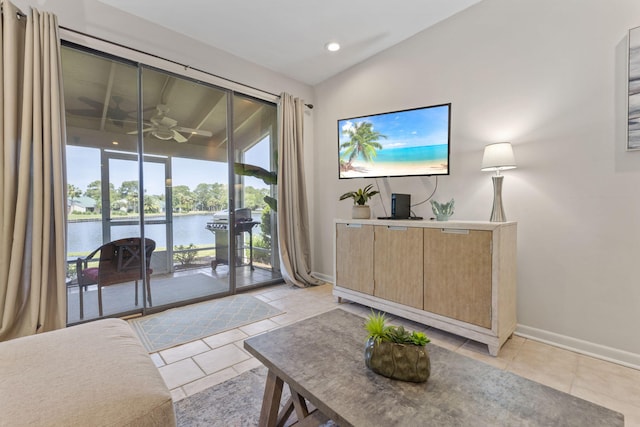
left=175, top=367, right=276, bottom=426
left=129, top=294, right=283, bottom=352
left=174, top=367, right=337, bottom=427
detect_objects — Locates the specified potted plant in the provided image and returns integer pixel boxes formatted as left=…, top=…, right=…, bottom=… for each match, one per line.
left=339, top=184, right=379, bottom=219
left=364, top=311, right=431, bottom=383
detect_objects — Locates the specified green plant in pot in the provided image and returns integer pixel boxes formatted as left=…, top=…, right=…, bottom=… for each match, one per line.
left=364, top=311, right=431, bottom=383
left=339, top=184, right=379, bottom=219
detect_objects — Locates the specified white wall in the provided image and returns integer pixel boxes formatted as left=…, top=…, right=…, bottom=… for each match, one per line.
left=313, top=0, right=640, bottom=367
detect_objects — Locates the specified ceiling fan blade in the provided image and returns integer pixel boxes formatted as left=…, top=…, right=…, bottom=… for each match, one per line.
left=67, top=109, right=102, bottom=118
left=175, top=126, right=213, bottom=137
left=172, top=130, right=188, bottom=143
left=78, top=96, right=104, bottom=111
left=126, top=127, right=154, bottom=135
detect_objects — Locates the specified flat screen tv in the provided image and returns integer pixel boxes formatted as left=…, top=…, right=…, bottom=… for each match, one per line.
left=338, top=103, right=451, bottom=179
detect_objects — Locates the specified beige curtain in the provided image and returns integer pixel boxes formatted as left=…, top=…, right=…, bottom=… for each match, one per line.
left=277, top=93, right=323, bottom=288
left=0, top=1, right=67, bottom=341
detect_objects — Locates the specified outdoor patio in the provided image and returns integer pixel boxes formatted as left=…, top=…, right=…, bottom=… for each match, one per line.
left=66, top=264, right=282, bottom=324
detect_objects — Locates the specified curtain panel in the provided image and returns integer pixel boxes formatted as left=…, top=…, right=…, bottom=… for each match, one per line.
left=0, top=0, right=67, bottom=340
left=277, top=93, right=322, bottom=288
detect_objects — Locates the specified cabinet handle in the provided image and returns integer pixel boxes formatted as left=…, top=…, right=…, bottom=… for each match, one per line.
left=441, top=228, right=469, bottom=234
left=388, top=226, right=407, bottom=231
left=346, top=224, right=362, bottom=228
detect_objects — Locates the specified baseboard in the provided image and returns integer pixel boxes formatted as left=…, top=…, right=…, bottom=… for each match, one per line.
left=516, top=324, right=640, bottom=370
left=311, top=271, right=333, bottom=284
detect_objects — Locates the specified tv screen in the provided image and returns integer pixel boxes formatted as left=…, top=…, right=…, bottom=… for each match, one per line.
left=338, top=103, right=451, bottom=179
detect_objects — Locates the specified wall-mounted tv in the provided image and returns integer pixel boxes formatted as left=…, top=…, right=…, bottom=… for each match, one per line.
left=338, top=103, right=451, bottom=179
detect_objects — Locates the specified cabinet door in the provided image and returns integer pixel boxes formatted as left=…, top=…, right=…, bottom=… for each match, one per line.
left=336, top=223, right=374, bottom=294
left=424, top=228, right=492, bottom=328
left=374, top=225, right=423, bottom=309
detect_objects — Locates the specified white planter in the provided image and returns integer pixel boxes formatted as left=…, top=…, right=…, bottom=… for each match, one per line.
left=352, top=205, right=371, bottom=219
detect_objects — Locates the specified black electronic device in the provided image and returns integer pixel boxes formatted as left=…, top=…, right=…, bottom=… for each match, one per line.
left=391, top=193, right=411, bottom=219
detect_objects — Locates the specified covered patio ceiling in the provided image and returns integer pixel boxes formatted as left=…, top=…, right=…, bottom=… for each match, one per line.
left=62, top=45, right=275, bottom=162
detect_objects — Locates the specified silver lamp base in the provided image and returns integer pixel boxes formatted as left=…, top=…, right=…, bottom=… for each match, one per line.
left=490, top=175, right=506, bottom=222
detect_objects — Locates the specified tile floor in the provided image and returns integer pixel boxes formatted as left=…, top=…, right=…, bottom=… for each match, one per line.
left=146, top=282, right=640, bottom=426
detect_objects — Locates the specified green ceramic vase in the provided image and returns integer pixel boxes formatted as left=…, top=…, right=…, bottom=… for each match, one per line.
left=364, top=338, right=431, bottom=383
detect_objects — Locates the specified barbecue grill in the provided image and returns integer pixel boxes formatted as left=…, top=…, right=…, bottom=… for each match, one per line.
left=205, top=208, right=260, bottom=270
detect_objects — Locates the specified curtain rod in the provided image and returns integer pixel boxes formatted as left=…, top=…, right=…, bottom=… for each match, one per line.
left=59, top=25, right=313, bottom=109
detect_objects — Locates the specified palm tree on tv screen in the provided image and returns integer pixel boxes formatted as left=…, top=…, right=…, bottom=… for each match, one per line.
left=340, top=121, right=386, bottom=171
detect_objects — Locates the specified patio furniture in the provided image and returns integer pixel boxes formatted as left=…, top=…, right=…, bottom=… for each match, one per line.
left=76, top=237, right=156, bottom=317
left=0, top=318, right=176, bottom=426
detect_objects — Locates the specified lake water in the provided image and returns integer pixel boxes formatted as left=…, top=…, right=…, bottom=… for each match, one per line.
left=67, top=213, right=263, bottom=254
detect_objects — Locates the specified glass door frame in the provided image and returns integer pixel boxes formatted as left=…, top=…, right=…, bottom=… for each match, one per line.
left=63, top=40, right=282, bottom=324
left=100, top=150, right=173, bottom=308
left=101, top=149, right=172, bottom=244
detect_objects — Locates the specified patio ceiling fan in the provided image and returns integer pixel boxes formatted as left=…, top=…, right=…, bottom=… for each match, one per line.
left=128, top=104, right=213, bottom=143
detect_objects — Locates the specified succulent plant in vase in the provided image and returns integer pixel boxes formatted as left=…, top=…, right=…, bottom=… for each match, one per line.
left=339, top=184, right=379, bottom=219
left=364, top=311, right=431, bottom=383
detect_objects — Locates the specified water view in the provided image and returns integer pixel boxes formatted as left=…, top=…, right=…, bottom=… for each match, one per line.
left=67, top=213, right=263, bottom=254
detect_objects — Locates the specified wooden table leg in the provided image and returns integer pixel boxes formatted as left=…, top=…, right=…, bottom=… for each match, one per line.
left=275, top=396, right=294, bottom=427
left=259, top=369, right=284, bottom=427
left=291, top=388, right=310, bottom=420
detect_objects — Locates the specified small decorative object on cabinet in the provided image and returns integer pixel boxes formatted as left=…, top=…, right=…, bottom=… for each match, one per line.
left=430, top=199, right=455, bottom=221
left=339, top=184, right=379, bottom=219
left=364, top=311, right=431, bottom=383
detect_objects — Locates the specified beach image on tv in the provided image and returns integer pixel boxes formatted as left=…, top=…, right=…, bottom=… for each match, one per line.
left=338, top=104, right=450, bottom=178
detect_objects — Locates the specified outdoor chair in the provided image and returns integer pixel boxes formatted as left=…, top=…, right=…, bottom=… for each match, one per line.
left=76, top=237, right=156, bottom=317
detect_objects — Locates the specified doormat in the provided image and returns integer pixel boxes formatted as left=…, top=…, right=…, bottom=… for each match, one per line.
left=128, top=294, right=283, bottom=352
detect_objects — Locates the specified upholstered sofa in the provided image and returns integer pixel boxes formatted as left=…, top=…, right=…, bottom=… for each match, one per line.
left=0, top=318, right=176, bottom=426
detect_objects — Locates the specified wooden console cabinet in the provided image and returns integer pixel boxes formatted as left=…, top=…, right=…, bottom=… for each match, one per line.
left=334, top=219, right=517, bottom=356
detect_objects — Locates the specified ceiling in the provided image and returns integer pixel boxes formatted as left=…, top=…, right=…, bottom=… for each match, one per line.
left=96, top=0, right=482, bottom=85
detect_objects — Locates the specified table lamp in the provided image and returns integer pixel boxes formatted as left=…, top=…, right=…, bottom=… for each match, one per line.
left=481, top=142, right=516, bottom=222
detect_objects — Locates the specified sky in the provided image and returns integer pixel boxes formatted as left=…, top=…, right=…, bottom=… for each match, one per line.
left=67, top=136, right=271, bottom=196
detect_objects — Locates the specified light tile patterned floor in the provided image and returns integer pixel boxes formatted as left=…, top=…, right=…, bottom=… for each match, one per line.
left=146, top=283, right=640, bottom=426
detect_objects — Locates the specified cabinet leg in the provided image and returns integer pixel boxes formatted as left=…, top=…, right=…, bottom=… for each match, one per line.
left=488, top=344, right=499, bottom=357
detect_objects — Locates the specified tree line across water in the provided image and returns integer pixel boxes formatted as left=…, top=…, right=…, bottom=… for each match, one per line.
left=67, top=180, right=269, bottom=215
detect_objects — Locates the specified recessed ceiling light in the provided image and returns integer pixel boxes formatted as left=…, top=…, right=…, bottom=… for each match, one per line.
left=326, top=42, right=341, bottom=52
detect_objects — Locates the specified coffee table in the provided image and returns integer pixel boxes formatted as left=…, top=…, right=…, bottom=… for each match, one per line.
left=244, top=309, right=624, bottom=427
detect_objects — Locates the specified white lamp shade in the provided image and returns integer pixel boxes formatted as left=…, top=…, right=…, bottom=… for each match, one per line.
left=481, top=142, right=517, bottom=171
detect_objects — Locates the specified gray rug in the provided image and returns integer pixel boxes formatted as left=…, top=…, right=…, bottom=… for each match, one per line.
left=174, top=367, right=287, bottom=427
left=175, top=367, right=338, bottom=427
left=129, top=294, right=282, bottom=352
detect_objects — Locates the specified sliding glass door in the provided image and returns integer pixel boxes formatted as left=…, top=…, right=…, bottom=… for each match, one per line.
left=232, top=93, right=281, bottom=290
left=63, top=44, right=281, bottom=324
